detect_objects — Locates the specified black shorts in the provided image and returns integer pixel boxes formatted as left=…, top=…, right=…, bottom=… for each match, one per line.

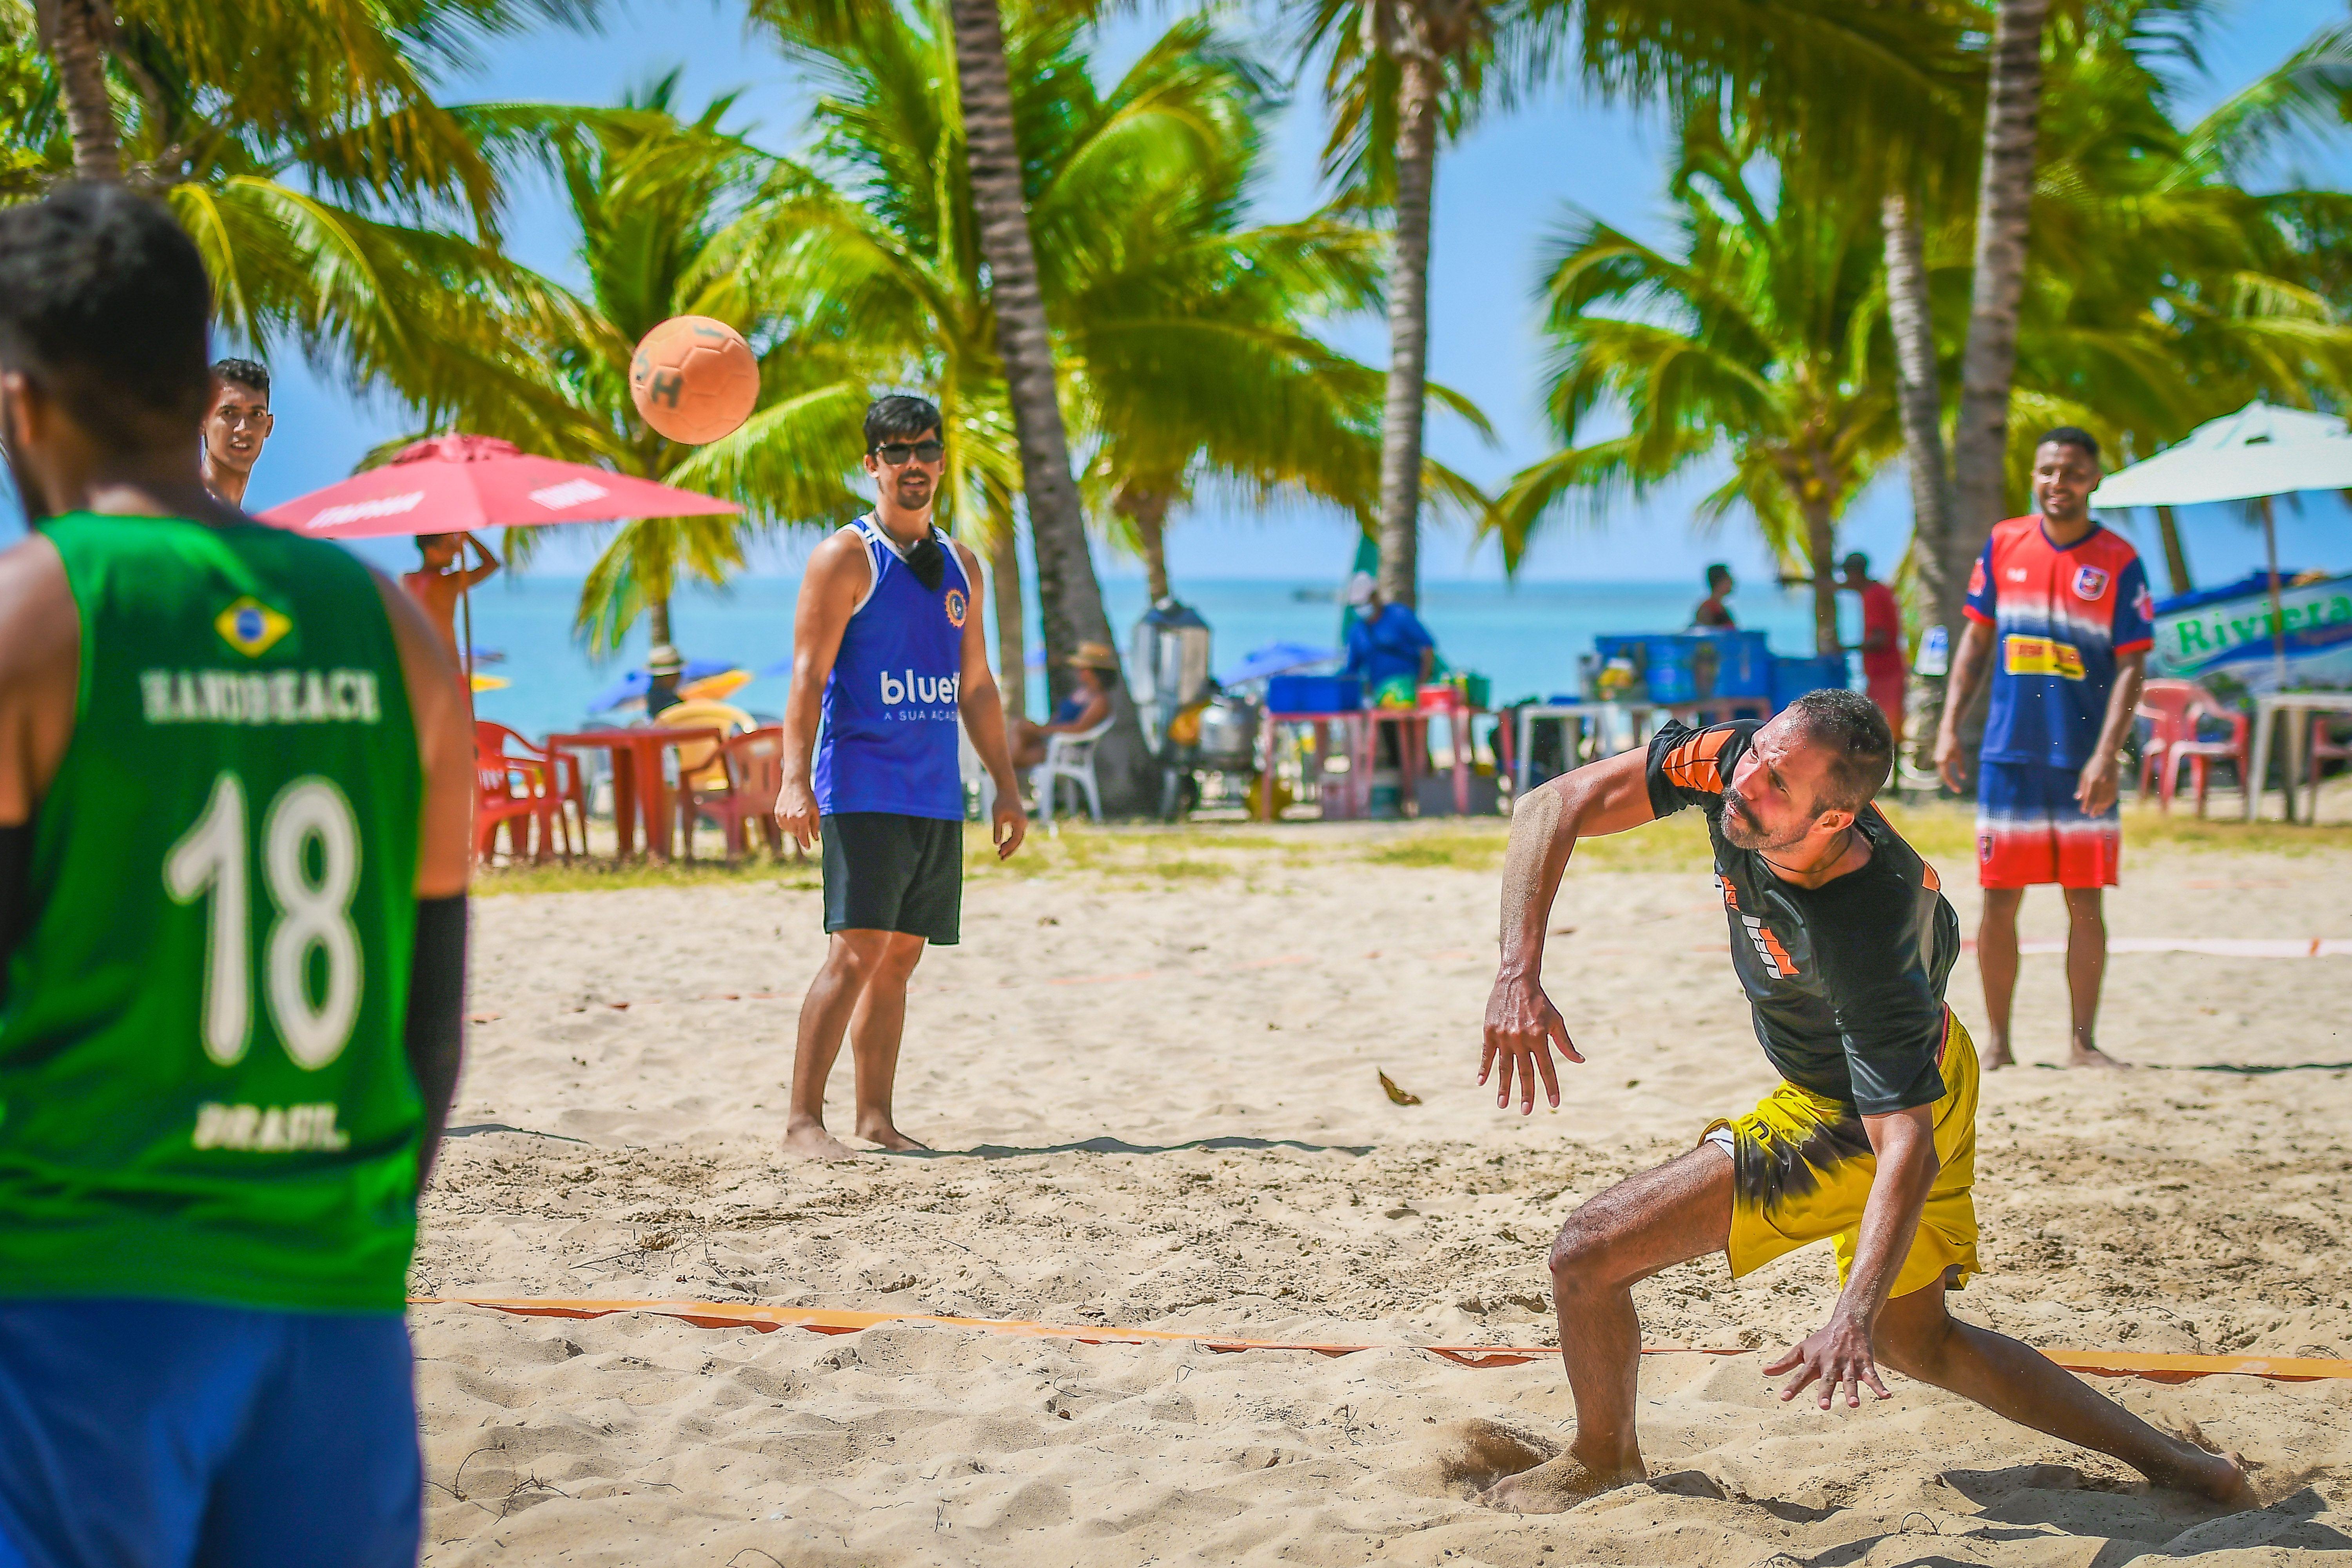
left=820, top=813, right=962, bottom=945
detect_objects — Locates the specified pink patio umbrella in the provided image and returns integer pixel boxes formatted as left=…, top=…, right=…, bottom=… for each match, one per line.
left=257, top=433, right=742, bottom=681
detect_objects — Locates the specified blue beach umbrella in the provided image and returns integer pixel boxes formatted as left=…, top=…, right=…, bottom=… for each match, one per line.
left=588, top=657, right=742, bottom=712
left=1219, top=640, right=1338, bottom=687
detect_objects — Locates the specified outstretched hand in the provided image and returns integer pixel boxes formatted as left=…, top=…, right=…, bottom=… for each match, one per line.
left=1480, top=975, right=1580, bottom=1114
left=1763, top=1309, right=1890, bottom=1410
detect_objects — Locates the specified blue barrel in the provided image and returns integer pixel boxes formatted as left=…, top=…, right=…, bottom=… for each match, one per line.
left=1770, top=654, right=1853, bottom=710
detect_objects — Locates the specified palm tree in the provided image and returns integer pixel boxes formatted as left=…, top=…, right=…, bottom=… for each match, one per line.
left=1491, top=110, right=1903, bottom=656
left=395, top=82, right=871, bottom=653
left=744, top=5, right=1461, bottom=789
left=1944, top=0, right=2049, bottom=640
left=1296, top=0, right=1970, bottom=610
left=1882, top=189, right=1958, bottom=615
left=1904, top=5, right=2352, bottom=618
left=3, top=0, right=593, bottom=423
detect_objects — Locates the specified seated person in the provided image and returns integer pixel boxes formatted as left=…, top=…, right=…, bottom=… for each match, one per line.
left=1012, top=642, right=1117, bottom=769
left=1692, top=562, right=1737, bottom=628
left=1344, top=580, right=1437, bottom=706
left=644, top=644, right=686, bottom=717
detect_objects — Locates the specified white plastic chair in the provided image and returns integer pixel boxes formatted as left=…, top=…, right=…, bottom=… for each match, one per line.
left=958, top=713, right=996, bottom=824
left=1034, top=715, right=1113, bottom=825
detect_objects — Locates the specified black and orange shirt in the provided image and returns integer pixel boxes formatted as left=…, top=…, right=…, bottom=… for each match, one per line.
left=1645, top=721, right=1961, bottom=1116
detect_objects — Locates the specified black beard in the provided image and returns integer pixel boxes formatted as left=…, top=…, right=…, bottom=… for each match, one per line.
left=1720, top=784, right=1809, bottom=853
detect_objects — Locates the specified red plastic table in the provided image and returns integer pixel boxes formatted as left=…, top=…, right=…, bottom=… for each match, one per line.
left=1256, top=710, right=1370, bottom=820
left=545, top=727, right=723, bottom=860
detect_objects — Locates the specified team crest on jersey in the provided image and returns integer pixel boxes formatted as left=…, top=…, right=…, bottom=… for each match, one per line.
left=214, top=596, right=291, bottom=658
left=2072, top=564, right=2110, bottom=601
left=944, top=587, right=968, bottom=628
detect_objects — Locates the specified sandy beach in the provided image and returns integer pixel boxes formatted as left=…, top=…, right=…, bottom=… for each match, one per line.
left=414, top=808, right=2352, bottom=1565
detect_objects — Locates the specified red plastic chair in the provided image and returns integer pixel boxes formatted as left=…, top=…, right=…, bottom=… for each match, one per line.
left=2136, top=681, right=2248, bottom=818
left=2134, top=681, right=2192, bottom=803
left=678, top=726, right=792, bottom=862
left=2311, top=714, right=2352, bottom=793
left=475, top=721, right=579, bottom=863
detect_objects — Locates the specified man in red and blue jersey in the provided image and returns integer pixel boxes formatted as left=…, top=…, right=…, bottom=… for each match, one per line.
left=1934, top=428, right=2152, bottom=1071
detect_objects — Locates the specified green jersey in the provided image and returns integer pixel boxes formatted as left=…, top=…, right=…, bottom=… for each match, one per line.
left=0, top=514, right=425, bottom=1313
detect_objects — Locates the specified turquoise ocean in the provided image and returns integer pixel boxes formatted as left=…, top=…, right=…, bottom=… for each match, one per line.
left=459, top=574, right=1849, bottom=741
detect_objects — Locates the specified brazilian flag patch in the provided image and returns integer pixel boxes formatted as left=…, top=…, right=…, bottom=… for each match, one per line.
left=214, top=596, right=292, bottom=658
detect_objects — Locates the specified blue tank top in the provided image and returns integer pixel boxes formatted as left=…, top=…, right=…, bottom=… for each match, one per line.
left=813, top=517, right=970, bottom=820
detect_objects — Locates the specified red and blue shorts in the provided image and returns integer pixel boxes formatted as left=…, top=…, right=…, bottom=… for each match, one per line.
left=1976, top=760, right=2119, bottom=889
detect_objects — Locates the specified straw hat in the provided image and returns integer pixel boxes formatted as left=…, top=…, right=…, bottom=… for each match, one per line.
left=1066, top=641, right=1120, bottom=671
left=646, top=643, right=685, bottom=677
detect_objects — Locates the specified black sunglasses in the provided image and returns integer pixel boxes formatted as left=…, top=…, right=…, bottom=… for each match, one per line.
left=870, top=439, right=945, bottom=465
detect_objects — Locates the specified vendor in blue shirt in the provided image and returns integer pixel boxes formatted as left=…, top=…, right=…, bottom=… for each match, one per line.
left=1343, top=578, right=1437, bottom=706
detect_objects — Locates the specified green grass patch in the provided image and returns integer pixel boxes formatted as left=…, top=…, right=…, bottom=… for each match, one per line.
left=474, top=855, right=818, bottom=896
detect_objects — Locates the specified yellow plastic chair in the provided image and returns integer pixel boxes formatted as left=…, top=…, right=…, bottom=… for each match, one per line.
left=656, top=699, right=754, bottom=791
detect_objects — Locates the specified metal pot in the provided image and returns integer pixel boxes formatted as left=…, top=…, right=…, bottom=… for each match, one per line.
left=1195, top=694, right=1261, bottom=771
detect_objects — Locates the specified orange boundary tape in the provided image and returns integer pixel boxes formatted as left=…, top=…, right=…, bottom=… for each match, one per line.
left=414, top=1298, right=2352, bottom=1382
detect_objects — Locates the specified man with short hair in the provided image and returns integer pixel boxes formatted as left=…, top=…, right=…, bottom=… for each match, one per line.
left=1475, top=690, right=2248, bottom=1513
left=0, top=184, right=474, bottom=1564
left=1841, top=551, right=1907, bottom=746
left=199, top=356, right=272, bottom=505
left=1934, top=426, right=2152, bottom=1071
left=399, top=531, right=501, bottom=668
left=1693, top=561, right=1737, bottom=628
left=775, top=395, right=1026, bottom=1160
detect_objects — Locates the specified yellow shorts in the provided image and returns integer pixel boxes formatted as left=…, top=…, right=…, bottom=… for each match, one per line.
left=1702, top=1013, right=1981, bottom=1300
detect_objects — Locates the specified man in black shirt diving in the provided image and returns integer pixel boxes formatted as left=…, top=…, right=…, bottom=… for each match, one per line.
left=1477, top=689, right=2252, bottom=1512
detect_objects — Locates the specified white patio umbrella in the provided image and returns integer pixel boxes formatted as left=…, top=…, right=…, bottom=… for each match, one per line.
left=2091, top=401, right=2352, bottom=686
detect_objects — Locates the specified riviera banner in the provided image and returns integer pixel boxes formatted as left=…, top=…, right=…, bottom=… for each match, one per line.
left=2152, top=572, right=2352, bottom=691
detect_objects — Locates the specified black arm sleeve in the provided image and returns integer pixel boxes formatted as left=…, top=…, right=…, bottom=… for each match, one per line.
left=1644, top=719, right=1759, bottom=818
left=0, top=822, right=29, bottom=1005
left=406, top=894, right=468, bottom=1192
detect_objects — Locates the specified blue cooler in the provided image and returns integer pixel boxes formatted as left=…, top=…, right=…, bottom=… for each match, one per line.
left=1267, top=674, right=1362, bottom=713
left=1770, top=654, right=1852, bottom=710
left=1644, top=638, right=1700, bottom=702
left=1699, top=630, right=1770, bottom=697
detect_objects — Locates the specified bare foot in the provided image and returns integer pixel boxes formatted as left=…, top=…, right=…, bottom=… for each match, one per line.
left=2158, top=1422, right=2259, bottom=1510
left=1982, top=1038, right=2016, bottom=1071
left=856, top=1119, right=931, bottom=1153
left=2069, top=1043, right=2131, bottom=1069
left=1479, top=1451, right=1645, bottom=1514
left=783, top=1121, right=858, bottom=1161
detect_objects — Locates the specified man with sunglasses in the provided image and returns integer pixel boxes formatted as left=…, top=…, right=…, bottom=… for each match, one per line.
left=776, top=396, right=1026, bottom=1160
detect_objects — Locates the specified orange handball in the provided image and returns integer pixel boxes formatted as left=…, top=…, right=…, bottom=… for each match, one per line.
left=629, top=316, right=759, bottom=444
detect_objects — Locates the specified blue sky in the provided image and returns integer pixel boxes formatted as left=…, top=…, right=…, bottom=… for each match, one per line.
left=33, top=0, right=2352, bottom=586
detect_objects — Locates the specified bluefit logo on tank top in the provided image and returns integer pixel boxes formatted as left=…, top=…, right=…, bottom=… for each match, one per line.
left=878, top=668, right=960, bottom=721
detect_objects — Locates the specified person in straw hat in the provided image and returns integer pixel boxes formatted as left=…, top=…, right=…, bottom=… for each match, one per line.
left=1010, top=641, right=1117, bottom=770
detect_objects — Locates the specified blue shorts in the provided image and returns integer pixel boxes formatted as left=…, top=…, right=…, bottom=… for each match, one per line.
left=0, top=1299, right=420, bottom=1568
left=1976, top=759, right=2120, bottom=889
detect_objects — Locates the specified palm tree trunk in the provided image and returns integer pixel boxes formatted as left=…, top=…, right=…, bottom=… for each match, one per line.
left=35, top=0, right=124, bottom=182
left=1114, top=483, right=1173, bottom=603
left=647, top=597, right=673, bottom=653
left=1882, top=190, right=1955, bottom=615
left=949, top=0, right=1151, bottom=807
left=1802, top=505, right=1841, bottom=659
left=2155, top=505, right=2192, bottom=595
left=990, top=526, right=1027, bottom=724
left=1375, top=47, right=1441, bottom=611
left=1945, top=0, right=2049, bottom=638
